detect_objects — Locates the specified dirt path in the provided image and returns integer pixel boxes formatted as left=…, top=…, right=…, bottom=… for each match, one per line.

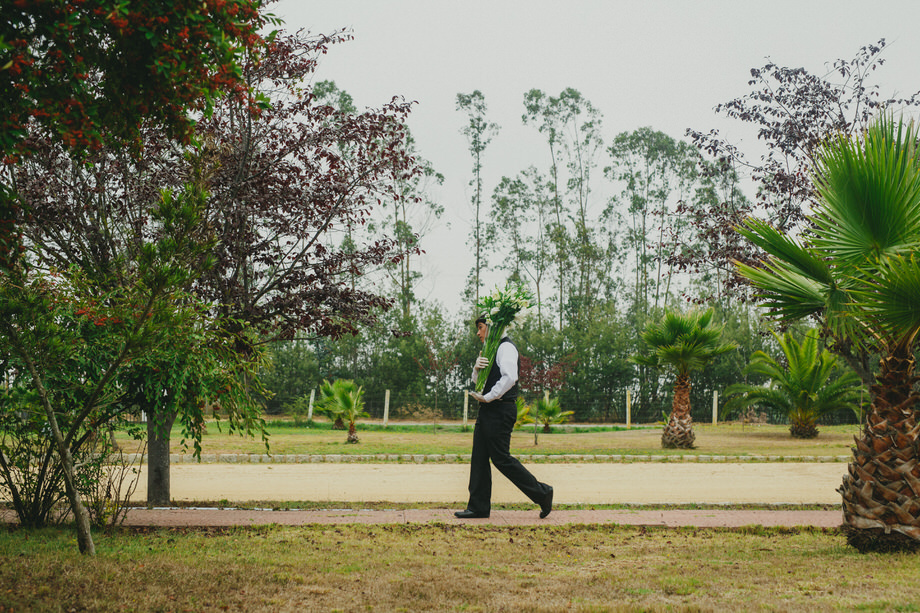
left=142, top=461, right=847, bottom=505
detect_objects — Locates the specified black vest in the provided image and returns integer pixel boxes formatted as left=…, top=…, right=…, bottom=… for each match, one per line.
left=484, top=338, right=520, bottom=403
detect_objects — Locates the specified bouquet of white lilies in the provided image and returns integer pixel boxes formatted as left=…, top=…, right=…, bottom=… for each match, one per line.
left=474, top=283, right=535, bottom=393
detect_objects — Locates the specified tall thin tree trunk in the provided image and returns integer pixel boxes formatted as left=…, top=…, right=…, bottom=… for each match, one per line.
left=24, top=361, right=95, bottom=554
left=27, top=368, right=96, bottom=556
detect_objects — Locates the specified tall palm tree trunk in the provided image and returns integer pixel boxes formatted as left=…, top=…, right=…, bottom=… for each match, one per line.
left=662, top=374, right=696, bottom=449
left=839, top=346, right=920, bottom=552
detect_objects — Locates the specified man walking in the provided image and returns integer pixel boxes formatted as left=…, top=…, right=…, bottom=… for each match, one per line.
left=455, top=317, right=553, bottom=519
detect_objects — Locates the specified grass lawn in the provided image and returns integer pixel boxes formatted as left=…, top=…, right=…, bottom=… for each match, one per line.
left=4, top=421, right=884, bottom=611
left=2, top=523, right=918, bottom=612
left=115, top=420, right=863, bottom=459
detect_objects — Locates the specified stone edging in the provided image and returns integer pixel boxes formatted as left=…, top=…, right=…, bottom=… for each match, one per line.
left=124, top=453, right=852, bottom=464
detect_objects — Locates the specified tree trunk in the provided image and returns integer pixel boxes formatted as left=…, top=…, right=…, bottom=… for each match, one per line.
left=346, top=423, right=359, bottom=444
left=839, top=347, right=920, bottom=553
left=146, top=407, right=178, bottom=506
left=54, top=439, right=95, bottom=555
left=661, top=374, right=695, bottom=449
left=789, top=414, right=819, bottom=439
left=21, top=351, right=95, bottom=554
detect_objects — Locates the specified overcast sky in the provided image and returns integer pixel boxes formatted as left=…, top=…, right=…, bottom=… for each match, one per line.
left=272, top=0, right=920, bottom=313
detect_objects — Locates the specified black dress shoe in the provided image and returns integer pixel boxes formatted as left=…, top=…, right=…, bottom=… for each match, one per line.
left=454, top=509, right=489, bottom=519
left=539, top=486, right=553, bottom=519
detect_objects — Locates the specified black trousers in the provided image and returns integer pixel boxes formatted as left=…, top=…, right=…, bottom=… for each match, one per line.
left=466, top=400, right=551, bottom=515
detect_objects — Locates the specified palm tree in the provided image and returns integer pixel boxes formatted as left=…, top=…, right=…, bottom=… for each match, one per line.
left=514, top=396, right=534, bottom=428
left=736, top=115, right=920, bottom=552
left=316, top=379, right=369, bottom=444
left=724, top=330, right=864, bottom=438
left=631, top=308, right=736, bottom=449
left=533, top=396, right=574, bottom=433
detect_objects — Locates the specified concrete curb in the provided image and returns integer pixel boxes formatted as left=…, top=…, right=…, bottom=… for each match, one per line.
left=138, top=453, right=852, bottom=464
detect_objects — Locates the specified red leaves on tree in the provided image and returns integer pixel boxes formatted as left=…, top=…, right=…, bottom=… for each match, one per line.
left=519, top=354, right=576, bottom=395
left=13, top=30, right=422, bottom=346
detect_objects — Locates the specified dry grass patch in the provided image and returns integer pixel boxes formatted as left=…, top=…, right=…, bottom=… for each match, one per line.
left=3, top=523, right=920, bottom=612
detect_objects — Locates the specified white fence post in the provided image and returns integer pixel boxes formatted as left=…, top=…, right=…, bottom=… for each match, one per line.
left=712, top=390, right=719, bottom=425
left=463, top=391, right=469, bottom=428
left=383, top=389, right=391, bottom=427
left=307, top=388, right=315, bottom=421
left=626, top=390, right=632, bottom=430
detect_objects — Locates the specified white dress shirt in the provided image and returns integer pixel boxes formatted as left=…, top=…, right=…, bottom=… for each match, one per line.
left=471, top=337, right=519, bottom=402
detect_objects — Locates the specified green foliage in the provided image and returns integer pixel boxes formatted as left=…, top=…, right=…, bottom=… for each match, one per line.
left=738, top=115, right=920, bottom=358
left=260, top=341, right=320, bottom=415
left=0, top=389, right=68, bottom=528
left=315, top=379, right=369, bottom=443
left=1, top=0, right=270, bottom=156
left=724, top=330, right=865, bottom=437
left=515, top=397, right=534, bottom=427
left=1, top=0, right=272, bottom=272
left=632, top=308, right=737, bottom=378
left=533, top=396, right=574, bottom=433
left=0, top=180, right=264, bottom=552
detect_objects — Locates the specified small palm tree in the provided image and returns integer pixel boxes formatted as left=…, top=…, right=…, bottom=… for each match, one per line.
left=514, top=396, right=534, bottom=428
left=316, top=379, right=368, bottom=443
left=724, top=330, right=864, bottom=438
left=632, top=308, right=736, bottom=449
left=534, top=396, right=574, bottom=433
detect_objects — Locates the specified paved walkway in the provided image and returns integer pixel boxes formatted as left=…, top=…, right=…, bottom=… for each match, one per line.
left=111, top=461, right=847, bottom=528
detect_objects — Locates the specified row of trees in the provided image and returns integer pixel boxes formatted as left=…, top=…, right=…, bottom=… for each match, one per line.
left=261, top=40, right=920, bottom=555
left=266, top=42, right=916, bottom=428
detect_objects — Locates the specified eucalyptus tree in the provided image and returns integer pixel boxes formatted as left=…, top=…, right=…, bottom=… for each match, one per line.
left=319, top=81, right=443, bottom=319
left=736, top=115, right=920, bottom=552
left=670, top=159, right=752, bottom=303
left=412, top=304, right=463, bottom=417
left=490, top=167, right=554, bottom=330
left=260, top=340, right=321, bottom=414
left=375, top=132, right=444, bottom=319
left=457, top=90, right=500, bottom=304
left=605, top=128, right=700, bottom=316
left=522, top=89, right=569, bottom=329
left=523, top=88, right=604, bottom=329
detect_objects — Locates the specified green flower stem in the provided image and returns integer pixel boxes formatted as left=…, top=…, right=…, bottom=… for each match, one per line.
left=475, top=324, right=506, bottom=393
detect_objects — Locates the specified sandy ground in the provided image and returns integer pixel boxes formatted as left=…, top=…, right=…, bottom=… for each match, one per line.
left=108, top=462, right=848, bottom=528
left=140, top=461, right=847, bottom=505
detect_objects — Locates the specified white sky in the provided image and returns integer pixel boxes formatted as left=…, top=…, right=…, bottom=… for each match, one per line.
left=272, top=0, right=920, bottom=313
